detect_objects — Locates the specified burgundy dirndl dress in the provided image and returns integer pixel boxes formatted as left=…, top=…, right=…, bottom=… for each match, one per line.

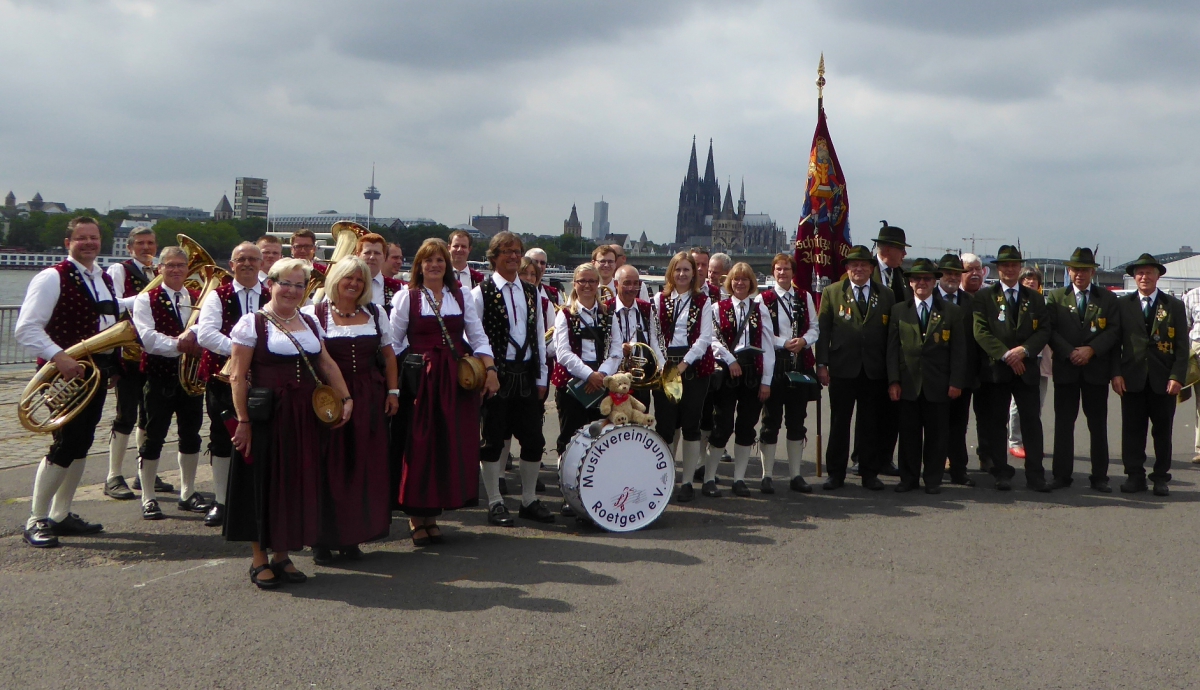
left=313, top=302, right=391, bottom=547
left=223, top=313, right=327, bottom=552
left=399, top=289, right=481, bottom=516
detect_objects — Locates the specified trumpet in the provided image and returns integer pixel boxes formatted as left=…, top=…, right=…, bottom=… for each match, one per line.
left=306, top=220, right=367, bottom=303
left=178, top=265, right=232, bottom=396
left=18, top=321, right=141, bottom=433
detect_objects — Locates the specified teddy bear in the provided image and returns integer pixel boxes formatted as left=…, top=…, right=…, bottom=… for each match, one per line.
left=598, top=372, right=655, bottom=427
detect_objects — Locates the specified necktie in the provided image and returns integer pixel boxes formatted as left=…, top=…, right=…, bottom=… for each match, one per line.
left=1006, top=288, right=1017, bottom=312
left=1143, top=296, right=1152, bottom=318
left=243, top=288, right=253, bottom=315
left=1077, top=290, right=1087, bottom=321
left=919, top=301, right=928, bottom=330
left=855, top=286, right=867, bottom=313
left=172, top=291, right=182, bottom=321
left=738, top=302, right=748, bottom=346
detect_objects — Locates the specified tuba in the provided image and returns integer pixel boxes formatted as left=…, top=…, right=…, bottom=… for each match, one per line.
left=178, top=265, right=232, bottom=396
left=18, top=321, right=141, bottom=433
left=305, top=220, right=368, bottom=303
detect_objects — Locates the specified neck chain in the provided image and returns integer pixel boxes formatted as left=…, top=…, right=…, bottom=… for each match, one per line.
left=267, top=305, right=298, bottom=323
left=330, top=302, right=360, bottom=318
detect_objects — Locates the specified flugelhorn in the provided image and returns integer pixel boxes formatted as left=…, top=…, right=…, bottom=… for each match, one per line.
left=18, top=321, right=141, bottom=433
left=178, top=265, right=232, bottom=396
left=305, top=220, right=368, bottom=303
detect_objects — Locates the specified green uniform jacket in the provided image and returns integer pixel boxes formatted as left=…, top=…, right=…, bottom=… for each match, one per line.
left=887, top=295, right=969, bottom=402
left=972, top=281, right=1053, bottom=385
left=1045, top=284, right=1122, bottom=386
left=941, top=289, right=981, bottom=389
left=1113, top=290, right=1189, bottom=394
left=816, top=277, right=896, bottom=381
left=873, top=263, right=910, bottom=303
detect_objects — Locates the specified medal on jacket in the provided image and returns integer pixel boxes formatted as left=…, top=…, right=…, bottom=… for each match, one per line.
left=1097, top=317, right=1106, bottom=329
left=1090, top=324, right=1097, bottom=333
left=942, top=328, right=951, bottom=342
left=1169, top=327, right=1176, bottom=339
left=881, top=314, right=888, bottom=325
left=997, top=310, right=1006, bottom=323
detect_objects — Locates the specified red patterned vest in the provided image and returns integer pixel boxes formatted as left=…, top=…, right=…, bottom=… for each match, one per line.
left=655, top=291, right=716, bottom=377
left=120, top=258, right=152, bottom=296
left=759, top=287, right=816, bottom=370
left=604, top=297, right=653, bottom=346
left=549, top=304, right=611, bottom=388
left=469, top=268, right=484, bottom=287
left=543, top=284, right=560, bottom=304
left=140, top=285, right=199, bottom=381
left=704, top=282, right=721, bottom=302
left=197, top=281, right=269, bottom=380
left=38, top=260, right=119, bottom=367
left=382, top=275, right=402, bottom=315
left=715, top=296, right=765, bottom=377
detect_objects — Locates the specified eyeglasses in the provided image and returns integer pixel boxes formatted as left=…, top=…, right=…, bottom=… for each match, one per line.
left=162, top=262, right=188, bottom=270
left=597, top=259, right=616, bottom=266
left=232, top=256, right=261, bottom=264
left=274, top=280, right=306, bottom=292
left=575, top=279, right=598, bottom=286
left=497, top=248, right=522, bottom=256
left=533, top=259, right=547, bottom=266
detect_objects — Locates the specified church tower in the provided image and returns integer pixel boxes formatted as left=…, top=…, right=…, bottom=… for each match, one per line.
left=564, top=203, right=582, bottom=237
left=711, top=182, right=744, bottom=252
left=675, top=137, right=705, bottom=244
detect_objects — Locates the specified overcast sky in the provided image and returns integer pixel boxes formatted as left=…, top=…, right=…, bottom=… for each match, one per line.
left=2, top=0, right=1197, bottom=264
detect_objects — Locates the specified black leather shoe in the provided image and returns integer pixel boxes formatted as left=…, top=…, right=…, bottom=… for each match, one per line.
left=995, top=477, right=1012, bottom=491
left=498, top=478, right=509, bottom=495
left=203, top=503, right=225, bottom=527
left=130, top=475, right=175, bottom=493
left=790, top=476, right=813, bottom=494
left=519, top=499, right=555, bottom=523
left=692, top=467, right=705, bottom=484
left=894, top=479, right=918, bottom=493
left=1120, top=478, right=1148, bottom=493
left=1153, top=480, right=1170, bottom=497
left=879, top=462, right=900, bottom=477
left=104, top=475, right=135, bottom=500
left=850, top=462, right=861, bottom=476
left=1046, top=478, right=1070, bottom=491
left=949, top=474, right=976, bottom=487
left=701, top=480, right=721, bottom=497
left=488, top=503, right=515, bottom=527
left=676, top=483, right=695, bottom=503
left=51, top=513, right=103, bottom=536
left=925, top=484, right=942, bottom=495
left=731, top=480, right=751, bottom=497
left=862, top=476, right=885, bottom=491
left=177, top=492, right=212, bottom=513
left=760, top=477, right=775, bottom=494
left=339, top=545, right=364, bottom=560
left=1091, top=479, right=1112, bottom=494
left=1027, top=476, right=1050, bottom=493
left=249, top=563, right=280, bottom=590
left=142, top=499, right=165, bottom=520
left=312, top=547, right=335, bottom=566
left=722, top=451, right=732, bottom=463
left=535, top=479, right=546, bottom=493
left=23, top=519, right=59, bottom=548
left=561, top=502, right=577, bottom=516
left=823, top=476, right=845, bottom=490
left=271, top=558, right=307, bottom=584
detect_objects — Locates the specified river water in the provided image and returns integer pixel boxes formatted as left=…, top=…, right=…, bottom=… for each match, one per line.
left=0, top=271, right=37, bottom=306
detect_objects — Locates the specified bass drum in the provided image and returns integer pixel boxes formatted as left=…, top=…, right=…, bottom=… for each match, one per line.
left=559, top=422, right=674, bottom=532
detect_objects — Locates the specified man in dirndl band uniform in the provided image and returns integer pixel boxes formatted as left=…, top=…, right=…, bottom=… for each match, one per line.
left=696, top=251, right=732, bottom=475
left=759, top=253, right=819, bottom=495
left=604, top=264, right=662, bottom=412
left=449, top=229, right=484, bottom=290
left=131, top=246, right=209, bottom=520
left=16, top=217, right=119, bottom=548
left=103, top=226, right=158, bottom=500
left=195, top=241, right=266, bottom=527
left=472, top=232, right=553, bottom=527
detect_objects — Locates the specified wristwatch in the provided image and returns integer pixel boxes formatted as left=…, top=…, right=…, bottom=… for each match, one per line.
left=387, top=389, right=400, bottom=397
left=486, top=365, right=498, bottom=373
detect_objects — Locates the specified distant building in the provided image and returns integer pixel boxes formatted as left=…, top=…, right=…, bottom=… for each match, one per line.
left=113, top=220, right=156, bottom=257
left=234, top=177, right=269, bottom=219
left=11, top=192, right=69, bottom=215
left=742, top=212, right=786, bottom=253
left=119, top=205, right=210, bottom=221
left=603, top=233, right=630, bottom=251
left=591, top=199, right=610, bottom=240
left=675, top=138, right=722, bottom=245
left=471, top=213, right=509, bottom=238
left=452, top=223, right=487, bottom=241
left=564, top=204, right=582, bottom=237
left=710, top=184, right=744, bottom=252
left=213, top=195, right=233, bottom=221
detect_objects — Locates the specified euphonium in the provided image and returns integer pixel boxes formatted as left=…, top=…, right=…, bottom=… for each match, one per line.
left=178, top=265, right=232, bottom=396
left=122, top=234, right=217, bottom=362
left=18, top=321, right=141, bottom=433
left=305, top=220, right=368, bottom=303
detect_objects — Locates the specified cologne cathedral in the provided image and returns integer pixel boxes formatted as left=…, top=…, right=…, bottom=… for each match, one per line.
left=674, top=138, right=784, bottom=253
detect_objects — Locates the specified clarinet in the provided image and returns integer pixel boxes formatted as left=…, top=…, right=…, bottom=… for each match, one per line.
left=790, top=291, right=804, bottom=373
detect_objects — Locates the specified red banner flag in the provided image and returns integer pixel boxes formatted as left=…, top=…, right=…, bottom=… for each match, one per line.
left=794, top=107, right=852, bottom=299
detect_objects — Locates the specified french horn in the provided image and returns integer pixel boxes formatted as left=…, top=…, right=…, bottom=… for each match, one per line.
left=178, top=265, right=232, bottom=396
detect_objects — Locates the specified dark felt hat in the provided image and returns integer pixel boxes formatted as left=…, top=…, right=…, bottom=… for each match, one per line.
left=843, top=245, right=874, bottom=263
left=937, top=253, right=965, bottom=273
left=1064, top=247, right=1099, bottom=269
left=1124, top=253, right=1167, bottom=277
left=906, top=257, right=942, bottom=278
left=872, top=220, right=910, bottom=248
left=989, top=245, right=1024, bottom=264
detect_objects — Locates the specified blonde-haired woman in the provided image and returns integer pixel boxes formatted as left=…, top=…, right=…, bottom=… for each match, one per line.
left=391, top=238, right=497, bottom=545
left=551, top=263, right=614, bottom=461
left=705, top=262, right=774, bottom=498
left=301, top=256, right=397, bottom=565
left=653, top=251, right=716, bottom=502
left=226, top=258, right=353, bottom=589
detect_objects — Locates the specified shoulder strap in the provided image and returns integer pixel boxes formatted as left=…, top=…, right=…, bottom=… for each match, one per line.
left=260, top=309, right=327, bottom=385
left=420, top=287, right=462, bottom=360
left=315, top=301, right=329, bottom=330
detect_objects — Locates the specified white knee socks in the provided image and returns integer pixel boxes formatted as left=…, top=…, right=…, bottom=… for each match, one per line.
left=211, top=455, right=230, bottom=505
left=28, top=459, right=66, bottom=527
left=519, top=459, right=540, bottom=507
left=760, top=443, right=776, bottom=481
left=139, top=458, right=160, bottom=505
left=704, top=443, right=723, bottom=483
left=481, top=461, right=503, bottom=507
left=135, top=427, right=146, bottom=454
left=108, top=431, right=129, bottom=480
left=178, top=452, right=199, bottom=501
left=787, top=439, right=806, bottom=479
left=733, top=444, right=751, bottom=482
left=48, top=459, right=86, bottom=523
left=679, top=439, right=701, bottom=486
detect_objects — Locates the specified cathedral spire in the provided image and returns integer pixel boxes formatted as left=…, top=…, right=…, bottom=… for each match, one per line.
left=686, top=136, right=699, bottom=181
left=721, top=182, right=735, bottom=218
left=703, top=139, right=716, bottom=186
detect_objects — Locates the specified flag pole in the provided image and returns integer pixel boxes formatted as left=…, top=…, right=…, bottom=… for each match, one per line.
left=814, top=53, right=825, bottom=478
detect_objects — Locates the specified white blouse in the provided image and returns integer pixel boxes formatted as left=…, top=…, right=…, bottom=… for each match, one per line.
left=230, top=311, right=325, bottom=355
left=301, top=302, right=396, bottom=348
left=390, top=285, right=493, bottom=357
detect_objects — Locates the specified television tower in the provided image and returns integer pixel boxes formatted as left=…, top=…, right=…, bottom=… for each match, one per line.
left=364, top=163, right=381, bottom=228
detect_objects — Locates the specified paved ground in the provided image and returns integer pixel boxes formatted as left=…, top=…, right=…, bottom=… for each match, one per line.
left=2, top=375, right=1200, bottom=689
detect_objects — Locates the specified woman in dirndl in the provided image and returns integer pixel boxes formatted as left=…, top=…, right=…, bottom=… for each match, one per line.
left=226, top=258, right=353, bottom=589
left=389, top=238, right=498, bottom=546
left=301, top=256, right=398, bottom=565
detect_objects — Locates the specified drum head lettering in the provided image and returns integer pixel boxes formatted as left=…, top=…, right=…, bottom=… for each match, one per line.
left=560, top=423, right=673, bottom=533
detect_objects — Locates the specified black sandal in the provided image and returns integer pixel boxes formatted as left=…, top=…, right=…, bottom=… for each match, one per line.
left=249, top=563, right=280, bottom=590
left=270, top=558, right=308, bottom=584
left=410, top=525, right=431, bottom=547
left=426, top=524, right=444, bottom=544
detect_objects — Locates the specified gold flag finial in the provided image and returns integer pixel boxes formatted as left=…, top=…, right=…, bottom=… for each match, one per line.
left=816, top=53, right=826, bottom=110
